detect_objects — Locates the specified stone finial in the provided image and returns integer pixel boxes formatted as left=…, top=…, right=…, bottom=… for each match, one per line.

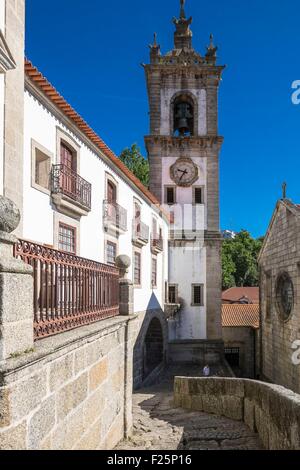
left=149, top=32, right=161, bottom=63
left=116, top=254, right=131, bottom=279
left=0, top=196, right=20, bottom=233
left=173, top=0, right=193, bottom=50
left=206, top=34, right=218, bottom=61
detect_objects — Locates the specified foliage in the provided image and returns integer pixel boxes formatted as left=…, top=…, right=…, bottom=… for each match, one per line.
left=119, top=144, right=150, bottom=188
left=222, top=230, right=264, bottom=290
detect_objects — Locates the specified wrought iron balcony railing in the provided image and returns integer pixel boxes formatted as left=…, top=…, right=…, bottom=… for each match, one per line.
left=151, top=234, right=164, bottom=253
left=103, top=200, right=128, bottom=232
left=133, top=221, right=149, bottom=245
left=51, top=164, right=92, bottom=210
left=14, top=239, right=119, bottom=340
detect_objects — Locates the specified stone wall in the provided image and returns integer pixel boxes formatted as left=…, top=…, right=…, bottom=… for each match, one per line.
left=223, top=326, right=258, bottom=378
left=0, top=317, right=135, bottom=450
left=259, top=201, right=300, bottom=394
left=174, top=376, right=300, bottom=450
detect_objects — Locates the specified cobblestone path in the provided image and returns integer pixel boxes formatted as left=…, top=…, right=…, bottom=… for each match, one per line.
left=116, top=367, right=263, bottom=451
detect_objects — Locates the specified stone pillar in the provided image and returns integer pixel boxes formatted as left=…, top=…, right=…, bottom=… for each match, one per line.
left=116, top=255, right=133, bottom=316
left=3, top=1, right=25, bottom=236
left=115, top=255, right=134, bottom=437
left=0, top=196, right=34, bottom=361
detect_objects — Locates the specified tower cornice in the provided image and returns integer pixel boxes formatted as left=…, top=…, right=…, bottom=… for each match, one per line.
left=143, top=64, right=226, bottom=84
left=145, top=135, right=224, bottom=153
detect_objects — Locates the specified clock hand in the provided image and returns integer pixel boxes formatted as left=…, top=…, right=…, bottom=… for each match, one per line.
left=179, top=170, right=188, bottom=181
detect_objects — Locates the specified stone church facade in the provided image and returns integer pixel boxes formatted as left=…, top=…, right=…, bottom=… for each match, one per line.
left=144, top=1, right=225, bottom=362
left=259, top=199, right=300, bottom=394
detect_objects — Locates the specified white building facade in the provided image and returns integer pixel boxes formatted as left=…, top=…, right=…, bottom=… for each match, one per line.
left=23, top=62, right=168, bottom=317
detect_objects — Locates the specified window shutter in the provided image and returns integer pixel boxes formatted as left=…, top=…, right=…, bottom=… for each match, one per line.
left=167, top=187, right=175, bottom=205
left=194, top=187, right=203, bottom=204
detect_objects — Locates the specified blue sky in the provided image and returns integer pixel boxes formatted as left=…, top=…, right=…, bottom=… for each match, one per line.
left=26, top=0, right=300, bottom=238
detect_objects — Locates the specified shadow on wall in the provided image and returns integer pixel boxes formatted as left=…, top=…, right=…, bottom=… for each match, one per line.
left=133, top=293, right=168, bottom=390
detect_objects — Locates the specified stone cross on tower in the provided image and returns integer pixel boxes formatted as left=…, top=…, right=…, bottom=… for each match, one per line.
left=282, top=182, right=287, bottom=199
left=180, top=0, right=186, bottom=18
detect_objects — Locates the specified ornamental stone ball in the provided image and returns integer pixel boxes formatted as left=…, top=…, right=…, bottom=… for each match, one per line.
left=0, top=195, right=21, bottom=233
left=116, top=254, right=131, bottom=278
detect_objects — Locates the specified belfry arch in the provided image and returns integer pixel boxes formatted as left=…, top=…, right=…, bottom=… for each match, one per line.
left=170, top=91, right=198, bottom=137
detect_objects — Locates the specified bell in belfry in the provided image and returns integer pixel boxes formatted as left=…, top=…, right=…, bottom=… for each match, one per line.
left=174, top=102, right=193, bottom=136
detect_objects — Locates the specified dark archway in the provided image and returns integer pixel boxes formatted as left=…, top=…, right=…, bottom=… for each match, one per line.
left=142, top=318, right=164, bottom=381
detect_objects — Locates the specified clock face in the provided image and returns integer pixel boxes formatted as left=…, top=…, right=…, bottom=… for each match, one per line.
left=170, top=158, right=199, bottom=187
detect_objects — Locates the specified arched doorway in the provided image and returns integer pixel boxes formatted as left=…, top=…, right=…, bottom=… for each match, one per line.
left=142, top=318, right=164, bottom=381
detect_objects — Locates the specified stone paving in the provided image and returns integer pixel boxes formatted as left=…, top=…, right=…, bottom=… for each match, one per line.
left=116, top=367, right=263, bottom=451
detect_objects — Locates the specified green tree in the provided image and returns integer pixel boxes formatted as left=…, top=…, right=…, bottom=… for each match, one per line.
left=119, top=144, right=149, bottom=188
left=222, top=230, right=264, bottom=290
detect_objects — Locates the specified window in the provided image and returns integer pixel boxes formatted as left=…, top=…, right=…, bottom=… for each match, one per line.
left=151, top=258, right=157, bottom=288
left=192, top=284, right=204, bottom=306
left=165, top=186, right=176, bottom=205
left=134, top=202, right=141, bottom=233
left=225, top=348, right=240, bottom=368
left=275, top=272, right=294, bottom=321
left=193, top=187, right=203, bottom=205
left=134, top=252, right=141, bottom=285
left=31, top=140, right=52, bottom=193
left=152, top=218, right=157, bottom=238
left=168, top=285, right=178, bottom=304
left=61, top=142, right=76, bottom=171
left=57, top=128, right=80, bottom=173
left=106, top=241, right=117, bottom=266
left=107, top=180, right=117, bottom=204
left=58, top=223, right=76, bottom=254
left=35, top=148, right=51, bottom=190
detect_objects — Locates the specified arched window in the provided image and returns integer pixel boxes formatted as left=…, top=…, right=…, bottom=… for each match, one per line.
left=173, top=95, right=194, bottom=137
left=60, top=142, right=76, bottom=171
left=107, top=180, right=117, bottom=204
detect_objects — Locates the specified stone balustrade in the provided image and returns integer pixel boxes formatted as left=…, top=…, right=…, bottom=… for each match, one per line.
left=174, top=376, right=300, bottom=450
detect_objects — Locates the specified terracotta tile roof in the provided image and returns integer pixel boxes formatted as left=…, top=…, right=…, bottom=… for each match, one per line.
left=222, top=303, right=260, bottom=329
left=222, top=287, right=259, bottom=304
left=24, top=59, right=161, bottom=209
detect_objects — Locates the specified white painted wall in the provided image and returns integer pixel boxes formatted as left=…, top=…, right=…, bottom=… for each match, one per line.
left=168, top=245, right=207, bottom=340
left=0, top=0, right=5, bottom=30
left=23, top=89, right=168, bottom=313
left=0, top=0, right=5, bottom=195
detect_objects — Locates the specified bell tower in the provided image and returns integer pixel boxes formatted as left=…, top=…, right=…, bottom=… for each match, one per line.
left=144, top=0, right=225, bottom=363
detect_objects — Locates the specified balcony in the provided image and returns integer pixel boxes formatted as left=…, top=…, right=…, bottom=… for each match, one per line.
left=151, top=234, right=164, bottom=254
left=51, top=164, right=92, bottom=217
left=103, top=200, right=128, bottom=233
left=132, top=221, right=149, bottom=247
